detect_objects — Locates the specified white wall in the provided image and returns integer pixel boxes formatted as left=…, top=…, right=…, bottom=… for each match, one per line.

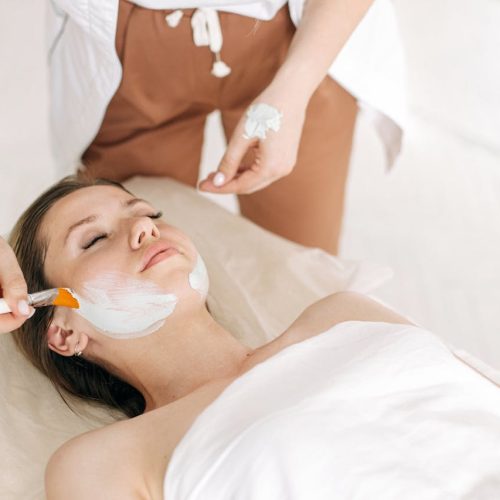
left=0, top=0, right=55, bottom=235
left=341, top=0, right=500, bottom=367
left=393, top=0, right=500, bottom=150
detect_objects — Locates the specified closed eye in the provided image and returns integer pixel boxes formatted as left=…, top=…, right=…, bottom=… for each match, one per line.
left=82, top=234, right=107, bottom=250
left=81, top=212, right=162, bottom=250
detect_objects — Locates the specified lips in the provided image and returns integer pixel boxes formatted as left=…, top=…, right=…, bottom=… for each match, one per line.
left=141, top=241, right=180, bottom=272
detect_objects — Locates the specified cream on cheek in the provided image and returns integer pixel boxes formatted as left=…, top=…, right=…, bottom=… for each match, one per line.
left=74, top=272, right=178, bottom=339
left=72, top=253, right=209, bottom=340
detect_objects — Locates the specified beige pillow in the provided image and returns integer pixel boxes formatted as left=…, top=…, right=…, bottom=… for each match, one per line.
left=0, top=176, right=391, bottom=499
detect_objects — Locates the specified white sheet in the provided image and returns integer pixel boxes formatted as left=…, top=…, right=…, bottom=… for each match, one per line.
left=164, top=321, right=500, bottom=499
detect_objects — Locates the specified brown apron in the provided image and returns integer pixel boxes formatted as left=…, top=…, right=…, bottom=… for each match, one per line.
left=82, top=0, right=358, bottom=254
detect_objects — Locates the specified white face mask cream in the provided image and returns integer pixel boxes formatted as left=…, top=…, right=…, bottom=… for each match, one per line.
left=188, top=253, right=209, bottom=298
left=243, top=103, right=283, bottom=140
left=75, top=273, right=178, bottom=339
left=73, top=253, right=208, bottom=339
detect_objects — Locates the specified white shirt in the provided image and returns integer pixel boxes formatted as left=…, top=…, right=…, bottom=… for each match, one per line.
left=132, top=0, right=287, bottom=20
left=47, top=0, right=407, bottom=175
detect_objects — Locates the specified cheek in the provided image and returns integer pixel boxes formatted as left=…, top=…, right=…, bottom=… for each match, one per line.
left=71, top=250, right=128, bottom=292
left=67, top=309, right=97, bottom=333
left=159, top=225, right=193, bottom=251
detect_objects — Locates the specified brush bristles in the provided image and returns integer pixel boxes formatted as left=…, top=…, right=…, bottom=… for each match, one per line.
left=53, top=288, right=79, bottom=309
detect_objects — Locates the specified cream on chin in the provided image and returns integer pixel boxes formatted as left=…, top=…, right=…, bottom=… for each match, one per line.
left=188, top=253, right=209, bottom=298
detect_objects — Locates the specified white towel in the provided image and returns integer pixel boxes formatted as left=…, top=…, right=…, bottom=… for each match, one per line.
left=164, top=321, right=500, bottom=499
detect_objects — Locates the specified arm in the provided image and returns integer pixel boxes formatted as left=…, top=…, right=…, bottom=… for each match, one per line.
left=271, top=0, right=375, bottom=102
left=284, top=291, right=415, bottom=345
left=45, top=432, right=147, bottom=500
left=199, top=0, right=375, bottom=194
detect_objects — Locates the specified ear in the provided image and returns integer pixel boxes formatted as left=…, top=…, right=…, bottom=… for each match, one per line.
left=47, top=312, right=89, bottom=357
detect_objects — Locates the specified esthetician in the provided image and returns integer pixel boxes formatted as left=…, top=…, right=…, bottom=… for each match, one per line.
left=0, top=237, right=33, bottom=333
left=47, top=0, right=407, bottom=255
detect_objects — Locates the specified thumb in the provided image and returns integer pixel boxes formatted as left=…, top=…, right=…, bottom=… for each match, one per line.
left=1, top=274, right=29, bottom=317
left=0, top=239, right=29, bottom=317
left=212, top=133, right=255, bottom=187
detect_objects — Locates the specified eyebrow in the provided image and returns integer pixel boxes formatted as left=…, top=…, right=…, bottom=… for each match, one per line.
left=63, top=198, right=150, bottom=245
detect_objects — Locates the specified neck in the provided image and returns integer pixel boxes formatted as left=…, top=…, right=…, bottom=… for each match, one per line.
left=105, top=305, right=254, bottom=411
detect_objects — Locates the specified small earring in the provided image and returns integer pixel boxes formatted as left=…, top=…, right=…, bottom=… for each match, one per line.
left=74, top=341, right=83, bottom=357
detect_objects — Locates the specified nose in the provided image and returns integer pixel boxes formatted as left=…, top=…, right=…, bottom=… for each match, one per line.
left=130, top=217, right=160, bottom=249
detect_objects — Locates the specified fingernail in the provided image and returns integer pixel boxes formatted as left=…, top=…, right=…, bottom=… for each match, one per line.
left=213, top=172, right=226, bottom=187
left=18, top=299, right=30, bottom=316
left=28, top=307, right=36, bottom=319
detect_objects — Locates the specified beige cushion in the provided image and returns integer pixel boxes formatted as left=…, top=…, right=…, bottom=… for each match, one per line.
left=0, top=176, right=392, bottom=499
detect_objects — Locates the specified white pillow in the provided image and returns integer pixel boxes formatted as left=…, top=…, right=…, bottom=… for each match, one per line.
left=0, top=176, right=392, bottom=499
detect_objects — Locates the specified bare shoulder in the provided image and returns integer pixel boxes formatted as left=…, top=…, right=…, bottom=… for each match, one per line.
left=246, top=292, right=415, bottom=370
left=282, top=291, right=414, bottom=346
left=45, top=420, right=149, bottom=500
left=44, top=393, right=214, bottom=500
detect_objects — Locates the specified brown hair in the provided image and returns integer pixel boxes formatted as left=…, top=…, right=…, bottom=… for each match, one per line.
left=9, top=175, right=146, bottom=418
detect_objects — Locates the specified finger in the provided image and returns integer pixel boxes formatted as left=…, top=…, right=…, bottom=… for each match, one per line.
left=0, top=242, right=28, bottom=317
left=197, top=172, right=220, bottom=192
left=198, top=162, right=251, bottom=192
left=0, top=308, right=35, bottom=334
left=203, top=167, right=272, bottom=195
left=202, top=132, right=256, bottom=189
left=0, top=277, right=28, bottom=317
left=0, top=278, right=29, bottom=316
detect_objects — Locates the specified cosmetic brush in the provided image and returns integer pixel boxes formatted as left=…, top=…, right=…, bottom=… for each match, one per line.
left=0, top=288, right=79, bottom=315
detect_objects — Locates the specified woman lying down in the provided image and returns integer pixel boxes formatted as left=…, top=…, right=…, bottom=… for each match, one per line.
left=10, top=177, right=500, bottom=499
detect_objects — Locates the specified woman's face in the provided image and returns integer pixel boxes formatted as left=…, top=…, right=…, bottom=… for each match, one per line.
left=42, top=185, right=199, bottom=336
